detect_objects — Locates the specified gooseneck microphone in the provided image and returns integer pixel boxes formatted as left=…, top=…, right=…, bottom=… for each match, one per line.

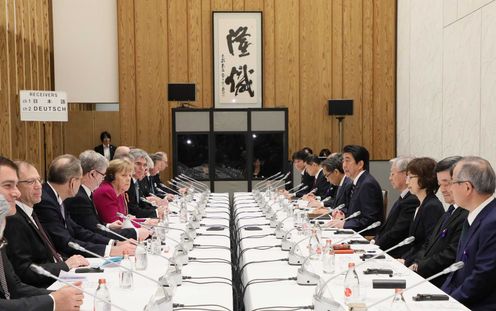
left=30, top=264, right=130, bottom=311
left=366, top=261, right=465, bottom=310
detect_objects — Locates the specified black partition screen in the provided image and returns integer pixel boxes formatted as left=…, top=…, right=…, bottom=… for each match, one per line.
left=172, top=108, right=288, bottom=191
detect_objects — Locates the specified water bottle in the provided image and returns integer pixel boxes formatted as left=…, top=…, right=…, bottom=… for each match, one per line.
left=151, top=235, right=162, bottom=255
left=322, top=239, right=335, bottom=274
left=308, top=227, right=322, bottom=260
left=94, top=278, right=111, bottom=311
left=390, top=288, right=411, bottom=311
left=344, top=262, right=360, bottom=304
left=119, top=251, right=133, bottom=288
left=135, top=242, right=148, bottom=270
left=179, top=199, right=188, bottom=223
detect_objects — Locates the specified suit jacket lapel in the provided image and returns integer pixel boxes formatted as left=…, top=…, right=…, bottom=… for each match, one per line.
left=17, top=206, right=46, bottom=244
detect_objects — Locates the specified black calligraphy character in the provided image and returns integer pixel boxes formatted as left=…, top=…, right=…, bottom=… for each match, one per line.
left=226, top=26, right=252, bottom=57
left=225, top=64, right=255, bottom=97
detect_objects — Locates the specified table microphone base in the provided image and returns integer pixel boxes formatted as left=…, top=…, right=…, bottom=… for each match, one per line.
left=288, top=252, right=304, bottom=265
left=281, top=239, right=292, bottom=251
left=296, top=267, right=319, bottom=285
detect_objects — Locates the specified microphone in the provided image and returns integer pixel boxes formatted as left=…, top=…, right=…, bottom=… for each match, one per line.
left=313, top=235, right=415, bottom=301
left=30, top=264, right=129, bottom=311
left=67, top=242, right=175, bottom=310
left=179, top=174, right=209, bottom=189
left=312, top=204, right=346, bottom=222
left=280, top=206, right=354, bottom=251
left=159, top=183, right=181, bottom=195
left=96, top=224, right=139, bottom=245
left=288, top=185, right=309, bottom=196
left=286, top=183, right=304, bottom=193
left=365, top=261, right=464, bottom=310
left=140, top=197, right=159, bottom=208
left=254, top=172, right=283, bottom=189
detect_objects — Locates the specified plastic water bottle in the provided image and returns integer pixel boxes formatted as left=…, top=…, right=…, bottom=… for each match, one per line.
left=119, top=251, right=133, bottom=288
left=179, top=199, right=188, bottom=223
left=308, top=227, right=322, bottom=260
left=322, top=239, right=335, bottom=274
left=390, top=288, right=411, bottom=311
left=135, top=242, right=148, bottom=270
left=344, top=262, right=360, bottom=304
left=94, top=278, right=111, bottom=311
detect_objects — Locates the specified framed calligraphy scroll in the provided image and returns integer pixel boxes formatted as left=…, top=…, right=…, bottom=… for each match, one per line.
left=213, top=12, right=263, bottom=108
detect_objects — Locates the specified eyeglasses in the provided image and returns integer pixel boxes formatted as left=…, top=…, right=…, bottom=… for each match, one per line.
left=449, top=179, right=472, bottom=186
left=406, top=175, right=418, bottom=181
left=324, top=172, right=332, bottom=178
left=94, top=170, right=105, bottom=177
left=18, top=178, right=43, bottom=185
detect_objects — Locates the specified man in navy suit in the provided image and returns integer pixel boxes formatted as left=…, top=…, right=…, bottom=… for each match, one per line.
left=330, top=145, right=384, bottom=235
left=302, top=155, right=330, bottom=198
left=0, top=156, right=83, bottom=310
left=442, top=156, right=496, bottom=310
left=310, top=153, right=351, bottom=210
left=34, top=154, right=136, bottom=258
left=375, top=156, right=419, bottom=258
left=408, top=156, right=468, bottom=288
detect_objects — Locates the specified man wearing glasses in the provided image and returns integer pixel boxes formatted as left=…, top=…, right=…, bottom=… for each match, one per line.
left=65, top=150, right=150, bottom=241
left=4, top=161, right=89, bottom=288
left=442, top=156, right=496, bottom=311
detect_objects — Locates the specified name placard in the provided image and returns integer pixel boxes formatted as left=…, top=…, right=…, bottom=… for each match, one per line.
left=20, top=90, right=68, bottom=122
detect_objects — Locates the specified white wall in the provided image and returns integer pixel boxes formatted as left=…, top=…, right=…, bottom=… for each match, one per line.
left=397, top=0, right=496, bottom=166
left=52, top=0, right=119, bottom=103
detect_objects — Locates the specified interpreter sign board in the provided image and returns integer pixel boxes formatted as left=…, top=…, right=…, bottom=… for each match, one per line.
left=19, top=90, right=68, bottom=122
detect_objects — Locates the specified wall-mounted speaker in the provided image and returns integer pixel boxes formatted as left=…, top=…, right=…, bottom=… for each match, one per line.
left=328, top=99, right=353, bottom=116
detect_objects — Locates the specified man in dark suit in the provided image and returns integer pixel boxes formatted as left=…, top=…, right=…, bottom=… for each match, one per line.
left=33, top=154, right=136, bottom=258
left=302, top=155, right=330, bottom=198
left=330, top=145, right=384, bottom=235
left=287, top=150, right=313, bottom=198
left=408, top=156, right=468, bottom=288
left=441, top=156, right=496, bottom=310
left=4, top=161, right=88, bottom=288
left=65, top=150, right=149, bottom=241
left=94, top=131, right=116, bottom=161
left=374, top=156, right=419, bottom=258
left=0, top=156, right=83, bottom=310
left=126, top=149, right=166, bottom=218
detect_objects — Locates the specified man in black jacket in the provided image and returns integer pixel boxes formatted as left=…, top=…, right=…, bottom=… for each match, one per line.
left=408, top=156, right=468, bottom=288
left=330, top=145, right=384, bottom=236
left=374, top=156, right=420, bottom=258
left=0, top=156, right=83, bottom=310
left=4, top=161, right=88, bottom=288
left=66, top=150, right=150, bottom=241
left=34, top=154, right=136, bottom=258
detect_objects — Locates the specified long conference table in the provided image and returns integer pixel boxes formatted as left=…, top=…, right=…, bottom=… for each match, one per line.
left=49, top=190, right=470, bottom=311
left=50, top=193, right=233, bottom=311
left=234, top=191, right=469, bottom=311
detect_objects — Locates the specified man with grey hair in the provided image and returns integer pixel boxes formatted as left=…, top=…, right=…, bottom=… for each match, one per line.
left=34, top=154, right=136, bottom=258
left=66, top=151, right=150, bottom=241
left=441, top=156, right=496, bottom=310
left=374, top=156, right=420, bottom=258
left=126, top=149, right=166, bottom=218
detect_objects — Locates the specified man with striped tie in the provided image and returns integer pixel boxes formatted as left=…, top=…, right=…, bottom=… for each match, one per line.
left=0, top=156, right=83, bottom=310
left=4, top=161, right=89, bottom=288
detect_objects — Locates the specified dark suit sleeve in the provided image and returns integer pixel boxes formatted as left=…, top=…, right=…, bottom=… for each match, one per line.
left=1, top=251, right=53, bottom=311
left=402, top=198, right=444, bottom=264
left=126, top=185, right=158, bottom=218
left=344, top=177, right=383, bottom=232
left=35, top=199, right=107, bottom=257
left=375, top=196, right=418, bottom=251
left=4, top=215, right=69, bottom=288
left=66, top=195, right=100, bottom=231
left=416, top=211, right=466, bottom=278
left=450, top=218, right=496, bottom=305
